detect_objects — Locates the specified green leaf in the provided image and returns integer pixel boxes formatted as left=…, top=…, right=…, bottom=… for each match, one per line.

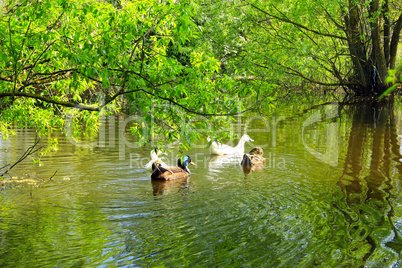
left=379, top=84, right=397, bottom=101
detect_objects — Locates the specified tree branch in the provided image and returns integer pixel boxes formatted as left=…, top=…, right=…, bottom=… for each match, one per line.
left=249, top=3, right=347, bottom=41
left=25, top=40, right=57, bottom=85
left=0, top=136, right=43, bottom=176
left=0, top=91, right=100, bottom=111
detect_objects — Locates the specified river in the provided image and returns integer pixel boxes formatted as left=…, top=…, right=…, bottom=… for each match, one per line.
left=1, top=98, right=402, bottom=267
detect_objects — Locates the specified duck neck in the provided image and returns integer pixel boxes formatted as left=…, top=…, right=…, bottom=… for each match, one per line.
left=150, top=152, right=158, bottom=161
left=181, top=165, right=190, bottom=173
left=178, top=161, right=191, bottom=173
left=235, top=137, right=247, bottom=149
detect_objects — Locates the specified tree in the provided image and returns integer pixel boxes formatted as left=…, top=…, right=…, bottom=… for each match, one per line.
left=198, top=0, right=402, bottom=97
left=0, top=0, right=260, bottom=147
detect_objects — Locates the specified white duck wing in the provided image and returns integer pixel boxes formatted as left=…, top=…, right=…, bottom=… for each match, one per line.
left=145, top=160, right=154, bottom=171
left=145, top=159, right=168, bottom=172
left=209, top=135, right=254, bottom=155
left=210, top=143, right=240, bottom=155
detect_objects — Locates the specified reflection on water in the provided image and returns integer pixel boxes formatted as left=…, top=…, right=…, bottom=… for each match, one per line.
left=151, top=178, right=191, bottom=196
left=208, top=154, right=243, bottom=172
left=242, top=163, right=265, bottom=174
left=337, top=103, right=402, bottom=264
left=1, top=100, right=402, bottom=266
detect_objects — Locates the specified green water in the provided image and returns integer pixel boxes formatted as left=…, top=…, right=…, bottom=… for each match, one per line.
left=1, top=101, right=402, bottom=267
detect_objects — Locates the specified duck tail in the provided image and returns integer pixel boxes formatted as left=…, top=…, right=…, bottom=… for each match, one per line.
left=241, top=154, right=252, bottom=166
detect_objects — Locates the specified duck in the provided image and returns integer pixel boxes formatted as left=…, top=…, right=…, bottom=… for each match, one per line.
left=241, top=147, right=266, bottom=173
left=145, top=148, right=167, bottom=172
left=151, top=155, right=196, bottom=180
left=208, top=134, right=254, bottom=155
left=241, top=147, right=266, bottom=166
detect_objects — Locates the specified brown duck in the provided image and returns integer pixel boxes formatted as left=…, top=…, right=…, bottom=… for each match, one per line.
left=241, top=147, right=266, bottom=173
left=151, top=155, right=196, bottom=181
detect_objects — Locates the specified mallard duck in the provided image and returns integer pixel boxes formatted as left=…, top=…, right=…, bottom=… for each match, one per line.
left=241, top=147, right=266, bottom=173
left=151, top=155, right=196, bottom=180
left=145, top=148, right=167, bottom=172
left=208, top=134, right=254, bottom=155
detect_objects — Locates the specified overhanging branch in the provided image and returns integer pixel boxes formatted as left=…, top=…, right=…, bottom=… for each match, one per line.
left=249, top=4, right=347, bottom=41
left=0, top=92, right=100, bottom=111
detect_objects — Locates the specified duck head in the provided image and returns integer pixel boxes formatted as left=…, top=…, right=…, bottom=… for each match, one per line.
left=151, top=147, right=167, bottom=160
left=177, top=155, right=196, bottom=173
left=151, top=159, right=162, bottom=172
left=248, top=147, right=264, bottom=156
left=241, top=134, right=254, bottom=143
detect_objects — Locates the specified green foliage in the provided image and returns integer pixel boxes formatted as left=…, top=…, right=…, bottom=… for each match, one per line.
left=0, top=122, right=15, bottom=140
left=379, top=68, right=402, bottom=100
left=196, top=0, right=402, bottom=95
left=1, top=98, right=64, bottom=135
left=0, top=0, right=265, bottom=150
left=196, top=0, right=346, bottom=86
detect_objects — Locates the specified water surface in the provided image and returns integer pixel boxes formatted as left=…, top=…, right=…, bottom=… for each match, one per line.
left=1, top=100, right=402, bottom=267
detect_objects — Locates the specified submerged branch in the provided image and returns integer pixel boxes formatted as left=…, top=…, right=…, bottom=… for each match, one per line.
left=0, top=136, right=44, bottom=176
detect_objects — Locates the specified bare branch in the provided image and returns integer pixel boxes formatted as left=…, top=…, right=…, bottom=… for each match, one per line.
left=0, top=136, right=43, bottom=176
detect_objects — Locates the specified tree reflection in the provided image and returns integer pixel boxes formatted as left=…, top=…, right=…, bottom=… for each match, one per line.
left=337, top=101, right=402, bottom=262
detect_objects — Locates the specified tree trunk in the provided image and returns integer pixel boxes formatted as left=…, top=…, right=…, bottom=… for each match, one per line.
left=383, top=0, right=390, bottom=66
left=344, top=2, right=370, bottom=94
left=389, top=12, right=402, bottom=69
left=344, top=0, right=401, bottom=96
left=369, top=0, right=388, bottom=94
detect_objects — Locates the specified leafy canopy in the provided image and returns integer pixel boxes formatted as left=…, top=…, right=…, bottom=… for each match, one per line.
left=0, top=0, right=263, bottom=149
left=197, top=0, right=402, bottom=95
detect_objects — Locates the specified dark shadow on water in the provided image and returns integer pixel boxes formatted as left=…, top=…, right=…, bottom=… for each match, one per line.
left=336, top=101, right=402, bottom=262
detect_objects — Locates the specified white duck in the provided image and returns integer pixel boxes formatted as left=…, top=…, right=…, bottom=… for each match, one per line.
left=207, top=134, right=254, bottom=156
left=145, top=148, right=167, bottom=171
